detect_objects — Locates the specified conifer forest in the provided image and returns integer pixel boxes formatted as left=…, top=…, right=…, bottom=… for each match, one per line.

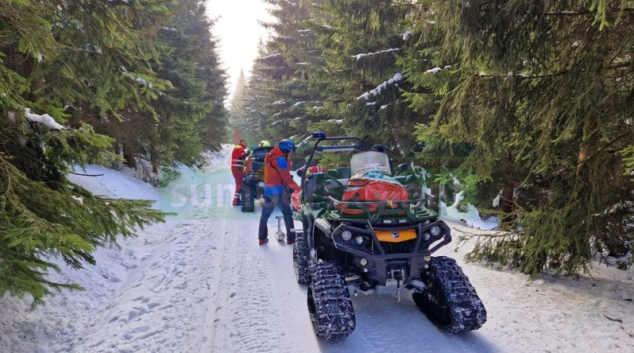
left=229, top=0, right=634, bottom=278
left=1, top=0, right=634, bottom=329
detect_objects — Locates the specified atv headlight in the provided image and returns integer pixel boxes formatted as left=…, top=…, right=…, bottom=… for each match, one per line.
left=430, top=225, right=441, bottom=236
left=423, top=232, right=431, bottom=241
left=341, top=230, right=353, bottom=241
left=354, top=236, right=364, bottom=245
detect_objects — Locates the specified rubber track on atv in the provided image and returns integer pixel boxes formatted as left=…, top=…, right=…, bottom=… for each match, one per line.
left=293, top=235, right=310, bottom=284
left=413, top=256, right=487, bottom=333
left=307, top=262, right=356, bottom=340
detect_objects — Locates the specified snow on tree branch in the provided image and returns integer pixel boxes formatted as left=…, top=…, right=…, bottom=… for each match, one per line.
left=260, top=53, right=282, bottom=60
left=425, top=67, right=442, bottom=74
left=24, top=108, right=64, bottom=130
left=352, top=48, right=401, bottom=60
left=357, top=72, right=403, bottom=100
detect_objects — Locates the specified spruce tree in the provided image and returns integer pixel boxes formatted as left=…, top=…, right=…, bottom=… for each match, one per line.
left=85, top=0, right=228, bottom=170
left=245, top=0, right=328, bottom=147
left=401, top=0, right=634, bottom=275
left=309, top=0, right=417, bottom=151
left=229, top=70, right=257, bottom=143
left=0, top=0, right=169, bottom=304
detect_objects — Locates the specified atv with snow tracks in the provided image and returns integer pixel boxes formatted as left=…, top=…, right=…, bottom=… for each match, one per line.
left=292, top=132, right=487, bottom=341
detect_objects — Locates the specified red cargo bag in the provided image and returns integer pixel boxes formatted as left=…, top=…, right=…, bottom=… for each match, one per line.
left=291, top=191, right=301, bottom=211
left=338, top=176, right=409, bottom=215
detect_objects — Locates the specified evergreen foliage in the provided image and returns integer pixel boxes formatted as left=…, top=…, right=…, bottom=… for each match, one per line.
left=400, top=0, right=634, bottom=276
left=246, top=0, right=634, bottom=276
left=310, top=0, right=417, bottom=148
left=0, top=0, right=230, bottom=304
left=246, top=0, right=327, bottom=146
left=242, top=0, right=416, bottom=166
left=82, top=0, right=228, bottom=170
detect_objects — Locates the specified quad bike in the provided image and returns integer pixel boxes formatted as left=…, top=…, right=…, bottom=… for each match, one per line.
left=240, top=146, right=273, bottom=212
left=292, top=132, right=487, bottom=341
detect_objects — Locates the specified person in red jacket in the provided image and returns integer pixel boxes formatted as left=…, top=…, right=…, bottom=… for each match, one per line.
left=231, top=139, right=248, bottom=206
left=258, top=139, right=301, bottom=245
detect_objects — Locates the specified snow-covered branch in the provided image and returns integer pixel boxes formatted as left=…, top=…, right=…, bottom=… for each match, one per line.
left=24, top=108, right=64, bottom=130
left=357, top=72, right=403, bottom=100
left=352, top=48, right=401, bottom=60
left=260, top=53, right=282, bottom=60
left=425, top=67, right=442, bottom=74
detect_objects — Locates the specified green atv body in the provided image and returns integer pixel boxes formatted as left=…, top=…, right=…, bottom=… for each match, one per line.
left=292, top=133, right=487, bottom=341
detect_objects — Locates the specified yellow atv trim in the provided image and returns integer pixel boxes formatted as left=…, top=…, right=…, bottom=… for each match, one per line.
left=375, top=229, right=416, bottom=243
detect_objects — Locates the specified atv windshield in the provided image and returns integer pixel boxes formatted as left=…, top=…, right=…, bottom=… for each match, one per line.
left=350, top=151, right=392, bottom=176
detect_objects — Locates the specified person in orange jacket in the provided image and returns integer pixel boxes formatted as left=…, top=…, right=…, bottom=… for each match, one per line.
left=230, top=139, right=248, bottom=206
left=258, top=139, right=301, bottom=245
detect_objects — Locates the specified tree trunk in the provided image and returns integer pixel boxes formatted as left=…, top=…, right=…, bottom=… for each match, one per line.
left=114, top=143, right=121, bottom=156
left=152, top=161, right=159, bottom=174
left=574, top=120, right=596, bottom=200
left=123, top=144, right=136, bottom=169
left=501, top=160, right=515, bottom=222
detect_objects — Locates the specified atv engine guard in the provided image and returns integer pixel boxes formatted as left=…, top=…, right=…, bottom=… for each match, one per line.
left=329, top=222, right=452, bottom=285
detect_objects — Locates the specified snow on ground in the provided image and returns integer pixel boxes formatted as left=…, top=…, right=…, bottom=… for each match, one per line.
left=442, top=202, right=500, bottom=231
left=71, top=164, right=159, bottom=201
left=1, top=147, right=633, bottom=352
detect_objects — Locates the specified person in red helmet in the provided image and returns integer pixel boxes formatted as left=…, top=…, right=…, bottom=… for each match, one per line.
left=258, top=139, right=301, bottom=245
left=230, top=138, right=248, bottom=206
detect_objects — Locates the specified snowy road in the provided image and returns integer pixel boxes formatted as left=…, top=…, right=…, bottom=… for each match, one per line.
left=69, top=174, right=501, bottom=353
left=1, top=149, right=633, bottom=352
left=66, top=153, right=504, bottom=353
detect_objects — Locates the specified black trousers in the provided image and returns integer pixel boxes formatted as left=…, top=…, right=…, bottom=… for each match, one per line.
left=258, top=191, right=295, bottom=241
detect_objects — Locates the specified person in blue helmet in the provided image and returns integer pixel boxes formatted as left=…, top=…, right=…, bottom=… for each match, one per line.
left=258, top=139, right=302, bottom=245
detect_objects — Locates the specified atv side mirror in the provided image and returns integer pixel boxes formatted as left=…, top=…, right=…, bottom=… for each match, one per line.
left=296, top=169, right=305, bottom=177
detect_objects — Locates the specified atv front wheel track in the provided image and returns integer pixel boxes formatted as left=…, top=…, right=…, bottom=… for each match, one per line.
left=293, top=235, right=310, bottom=284
left=307, top=262, right=356, bottom=340
left=413, top=256, right=487, bottom=333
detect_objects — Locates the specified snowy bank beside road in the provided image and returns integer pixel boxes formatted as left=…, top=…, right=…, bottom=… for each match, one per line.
left=0, top=164, right=162, bottom=353
left=71, top=164, right=159, bottom=202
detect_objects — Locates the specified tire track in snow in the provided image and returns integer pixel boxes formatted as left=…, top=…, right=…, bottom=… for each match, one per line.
left=209, top=213, right=315, bottom=353
left=196, top=203, right=231, bottom=351
left=68, top=211, right=228, bottom=352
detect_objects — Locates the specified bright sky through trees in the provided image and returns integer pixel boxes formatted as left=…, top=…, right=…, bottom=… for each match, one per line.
left=206, top=0, right=274, bottom=102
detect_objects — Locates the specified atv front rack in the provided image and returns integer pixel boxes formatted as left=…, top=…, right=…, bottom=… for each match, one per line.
left=325, top=196, right=437, bottom=224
